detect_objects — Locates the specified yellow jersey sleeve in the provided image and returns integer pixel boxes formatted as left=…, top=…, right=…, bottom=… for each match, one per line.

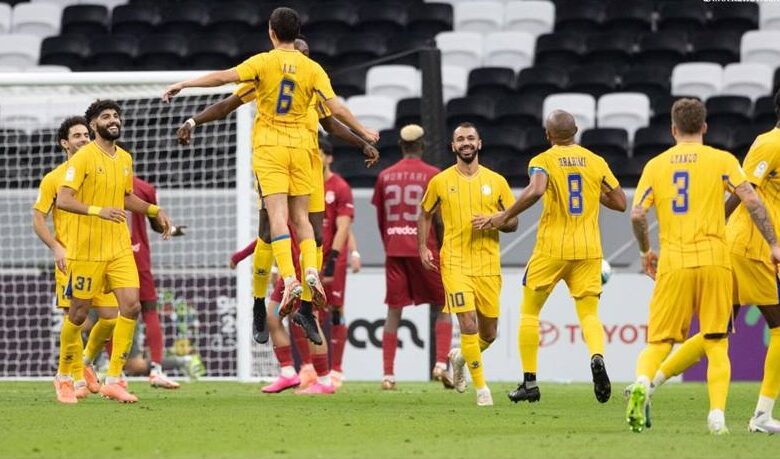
left=420, top=174, right=441, bottom=213
left=34, top=170, right=57, bottom=214
left=235, top=53, right=265, bottom=83
left=721, top=152, right=747, bottom=192
left=528, top=154, right=547, bottom=176
left=311, top=62, right=336, bottom=102
left=633, top=161, right=655, bottom=211
left=497, top=175, right=515, bottom=210
left=741, top=139, right=777, bottom=188
left=600, top=158, right=620, bottom=191
left=233, top=83, right=255, bottom=104
left=61, top=148, right=89, bottom=192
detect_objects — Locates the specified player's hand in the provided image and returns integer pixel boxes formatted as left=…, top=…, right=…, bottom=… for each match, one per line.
left=473, top=212, right=505, bottom=230
left=98, top=207, right=126, bottom=223
left=162, top=83, right=183, bottom=103
left=155, top=209, right=173, bottom=240
left=362, top=128, right=380, bottom=144
left=229, top=258, right=237, bottom=270
left=362, top=144, right=380, bottom=168
left=171, top=225, right=187, bottom=237
left=177, top=123, right=193, bottom=145
left=641, top=249, right=658, bottom=280
left=53, top=243, right=67, bottom=273
left=350, top=251, right=361, bottom=273
left=420, top=247, right=438, bottom=272
left=770, top=245, right=780, bottom=268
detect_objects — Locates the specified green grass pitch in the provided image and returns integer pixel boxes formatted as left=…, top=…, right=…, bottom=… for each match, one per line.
left=0, top=381, right=775, bottom=459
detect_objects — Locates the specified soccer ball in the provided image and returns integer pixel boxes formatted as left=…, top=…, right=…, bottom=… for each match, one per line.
left=601, top=259, right=612, bottom=285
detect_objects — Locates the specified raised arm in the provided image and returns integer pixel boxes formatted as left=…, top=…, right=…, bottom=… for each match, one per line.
left=476, top=172, right=545, bottom=230
left=319, top=115, right=379, bottom=167
left=323, top=97, right=379, bottom=145
left=178, top=95, right=245, bottom=145
left=162, top=69, right=240, bottom=103
left=733, top=182, right=780, bottom=263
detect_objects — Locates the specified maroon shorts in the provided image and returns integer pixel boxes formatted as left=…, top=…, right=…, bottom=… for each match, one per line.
left=138, top=270, right=157, bottom=302
left=384, top=256, right=445, bottom=308
left=324, top=258, right=348, bottom=308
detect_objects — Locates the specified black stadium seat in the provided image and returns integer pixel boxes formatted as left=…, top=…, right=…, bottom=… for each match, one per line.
left=603, top=0, right=653, bottom=35
left=62, top=5, right=109, bottom=36
left=584, top=33, right=635, bottom=69
left=305, top=33, right=339, bottom=69
left=205, top=2, right=259, bottom=37
left=516, top=66, right=568, bottom=99
left=636, top=31, right=688, bottom=69
left=446, top=96, right=494, bottom=131
left=621, top=65, right=671, bottom=100
left=187, top=35, right=238, bottom=70
left=407, top=2, right=452, bottom=37
left=385, top=34, right=435, bottom=67
left=493, top=94, right=544, bottom=128
left=567, top=65, right=619, bottom=97
left=356, top=2, right=407, bottom=36
left=111, top=4, right=160, bottom=36
left=86, top=35, right=139, bottom=71
left=733, top=126, right=765, bottom=158
left=480, top=127, right=527, bottom=186
left=709, top=2, right=758, bottom=35
left=657, top=1, right=708, bottom=35
left=633, top=125, right=674, bottom=157
left=158, top=3, right=208, bottom=36
left=581, top=128, right=629, bottom=158
left=704, top=129, right=733, bottom=151
left=754, top=96, right=778, bottom=130
left=689, top=31, right=741, bottom=66
left=302, top=3, right=357, bottom=37
left=535, top=33, right=584, bottom=68
left=524, top=127, right=551, bottom=156
left=774, top=68, right=780, bottom=93
left=331, top=69, right=367, bottom=98
left=467, top=67, right=515, bottom=98
left=705, top=96, right=752, bottom=131
left=39, top=35, right=90, bottom=70
left=395, top=97, right=421, bottom=127
left=237, top=33, right=272, bottom=61
left=334, top=33, right=387, bottom=67
left=554, top=0, right=605, bottom=35
left=136, top=34, right=187, bottom=70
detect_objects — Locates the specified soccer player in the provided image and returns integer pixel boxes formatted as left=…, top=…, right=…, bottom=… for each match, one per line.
left=418, top=123, right=518, bottom=406
left=33, top=116, right=120, bottom=403
left=645, top=89, right=780, bottom=434
left=175, top=36, right=378, bottom=346
left=626, top=98, right=780, bottom=433
left=372, top=124, right=453, bottom=390
left=163, top=7, right=378, bottom=327
left=56, top=99, right=172, bottom=403
left=478, top=110, right=626, bottom=404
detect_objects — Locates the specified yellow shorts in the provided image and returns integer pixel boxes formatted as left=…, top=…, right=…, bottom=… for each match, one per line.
left=523, top=253, right=602, bottom=298
left=647, top=266, right=732, bottom=343
left=66, top=253, right=139, bottom=301
left=441, top=271, right=501, bottom=318
left=253, top=146, right=313, bottom=197
left=731, top=252, right=779, bottom=306
left=55, top=266, right=118, bottom=308
left=309, top=148, right=325, bottom=213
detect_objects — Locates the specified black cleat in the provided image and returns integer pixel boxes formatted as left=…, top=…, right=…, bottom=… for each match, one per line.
left=252, top=299, right=269, bottom=344
left=292, top=311, right=323, bottom=345
left=508, top=382, right=541, bottom=403
left=590, top=355, right=611, bottom=403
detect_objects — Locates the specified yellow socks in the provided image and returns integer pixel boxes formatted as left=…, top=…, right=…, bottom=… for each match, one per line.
left=316, top=244, right=323, bottom=271
left=271, top=235, right=295, bottom=279
left=760, top=327, right=780, bottom=399
left=300, top=239, right=317, bottom=274
left=107, top=315, right=136, bottom=378
left=58, top=317, right=83, bottom=377
left=83, top=317, right=116, bottom=364
left=575, top=295, right=604, bottom=357
left=252, top=238, right=274, bottom=298
left=636, top=342, right=672, bottom=383
left=518, top=287, right=547, bottom=374
left=657, top=332, right=705, bottom=384
left=461, top=333, right=486, bottom=389
left=479, top=337, right=492, bottom=352
left=703, top=337, right=730, bottom=411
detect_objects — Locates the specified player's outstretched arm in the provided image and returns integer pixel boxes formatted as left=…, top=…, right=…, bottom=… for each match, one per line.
left=724, top=192, right=742, bottom=219
left=630, top=204, right=657, bottom=279
left=177, top=95, right=245, bottom=146
left=734, top=181, right=780, bottom=263
left=417, top=207, right=438, bottom=272
left=57, top=186, right=125, bottom=223
left=323, top=215, right=352, bottom=282
left=320, top=115, right=380, bottom=167
left=476, top=171, right=546, bottom=230
left=600, top=186, right=627, bottom=212
left=32, top=209, right=66, bottom=273
left=230, top=239, right=257, bottom=269
left=162, top=69, right=240, bottom=103
left=323, top=97, right=380, bottom=144
left=124, top=193, right=172, bottom=240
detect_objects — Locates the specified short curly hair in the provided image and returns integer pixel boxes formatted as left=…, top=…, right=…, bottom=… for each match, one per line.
left=671, top=98, right=706, bottom=135
left=84, top=99, right=121, bottom=123
left=56, top=116, right=88, bottom=145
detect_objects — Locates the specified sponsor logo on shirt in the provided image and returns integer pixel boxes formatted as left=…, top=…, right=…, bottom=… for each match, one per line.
left=325, top=190, right=336, bottom=204
left=386, top=225, right=417, bottom=236
left=132, top=243, right=141, bottom=253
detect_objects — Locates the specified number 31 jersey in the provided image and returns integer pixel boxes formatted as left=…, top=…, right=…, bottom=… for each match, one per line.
left=372, top=157, right=440, bottom=257
left=633, top=143, right=747, bottom=275
left=529, top=144, right=619, bottom=260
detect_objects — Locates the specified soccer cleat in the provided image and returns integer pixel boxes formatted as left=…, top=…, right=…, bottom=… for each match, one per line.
left=448, top=348, right=467, bottom=393
left=149, top=370, right=181, bottom=389
left=252, top=304, right=269, bottom=344
left=748, top=412, right=780, bottom=433
left=82, top=364, right=101, bottom=393
left=476, top=387, right=493, bottom=406
left=262, top=374, right=301, bottom=393
left=590, top=355, right=612, bottom=403
left=99, top=382, right=138, bottom=403
left=298, top=365, right=317, bottom=389
left=508, top=382, right=541, bottom=403
left=381, top=376, right=396, bottom=390
left=330, top=370, right=344, bottom=389
left=295, top=381, right=336, bottom=395
left=432, top=365, right=455, bottom=390
left=305, top=272, right=327, bottom=311
left=708, top=409, right=729, bottom=435
left=292, top=311, right=323, bottom=345
left=278, top=278, right=303, bottom=318
left=53, top=376, right=78, bottom=404
left=625, top=383, right=648, bottom=433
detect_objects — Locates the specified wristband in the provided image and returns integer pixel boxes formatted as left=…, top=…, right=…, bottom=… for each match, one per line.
left=147, top=204, right=160, bottom=218
left=351, top=250, right=361, bottom=258
left=185, top=118, right=197, bottom=129
left=87, top=206, right=102, bottom=216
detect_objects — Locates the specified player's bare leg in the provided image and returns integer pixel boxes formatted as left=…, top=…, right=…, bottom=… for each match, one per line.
left=288, top=196, right=324, bottom=344
left=431, top=308, right=454, bottom=389
left=265, top=193, right=303, bottom=316
left=261, top=300, right=301, bottom=393
left=453, top=310, right=492, bottom=405
left=750, top=305, right=780, bottom=433
left=381, top=307, right=403, bottom=390
left=99, top=287, right=140, bottom=403
left=81, top=306, right=118, bottom=395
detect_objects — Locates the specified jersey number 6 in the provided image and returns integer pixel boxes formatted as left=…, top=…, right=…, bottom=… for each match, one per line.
left=275, top=79, right=295, bottom=115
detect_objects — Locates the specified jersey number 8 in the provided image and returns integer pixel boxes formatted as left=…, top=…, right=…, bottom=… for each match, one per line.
left=567, top=173, right=583, bottom=216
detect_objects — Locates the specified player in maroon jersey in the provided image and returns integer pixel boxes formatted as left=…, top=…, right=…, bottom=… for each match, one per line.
left=131, top=176, right=186, bottom=388
left=371, top=125, right=453, bottom=390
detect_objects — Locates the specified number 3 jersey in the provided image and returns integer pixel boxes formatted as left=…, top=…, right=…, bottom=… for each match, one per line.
left=633, top=143, right=747, bottom=275
left=529, top=144, right=619, bottom=261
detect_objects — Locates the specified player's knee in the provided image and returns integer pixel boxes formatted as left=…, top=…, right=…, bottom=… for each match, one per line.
left=68, top=304, right=90, bottom=325
left=121, top=300, right=142, bottom=319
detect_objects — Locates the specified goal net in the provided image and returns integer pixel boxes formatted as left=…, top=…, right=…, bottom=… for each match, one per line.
left=0, top=72, right=273, bottom=381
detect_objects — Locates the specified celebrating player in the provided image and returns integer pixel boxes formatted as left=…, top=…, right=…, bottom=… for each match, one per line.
left=418, top=123, right=518, bottom=406
left=56, top=99, right=172, bottom=403
left=371, top=125, right=453, bottom=390
left=478, top=110, right=626, bottom=404
left=626, top=98, right=780, bottom=433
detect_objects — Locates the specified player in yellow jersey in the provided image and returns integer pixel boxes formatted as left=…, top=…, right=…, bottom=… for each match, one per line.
left=32, top=116, right=120, bottom=404
left=175, top=38, right=378, bottom=346
left=162, top=7, right=378, bottom=319
left=478, top=110, right=626, bottom=405
left=419, top=122, right=518, bottom=406
left=56, top=100, right=173, bottom=403
left=627, top=98, right=780, bottom=434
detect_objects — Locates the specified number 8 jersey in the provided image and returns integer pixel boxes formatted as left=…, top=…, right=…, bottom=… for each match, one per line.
left=633, top=143, right=747, bottom=274
left=529, top=144, right=619, bottom=260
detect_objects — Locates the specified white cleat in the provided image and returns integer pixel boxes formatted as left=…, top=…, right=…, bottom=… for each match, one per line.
left=708, top=409, right=729, bottom=435
left=149, top=370, right=181, bottom=389
left=748, top=412, right=780, bottom=434
left=448, top=348, right=466, bottom=393
left=476, top=387, right=493, bottom=406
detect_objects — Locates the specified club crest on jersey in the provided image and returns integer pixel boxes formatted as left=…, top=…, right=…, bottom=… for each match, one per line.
left=96, top=166, right=105, bottom=174
left=481, top=184, right=492, bottom=196
left=754, top=161, right=768, bottom=178
left=124, top=167, right=129, bottom=176
left=449, top=186, right=457, bottom=193
left=65, top=166, right=75, bottom=182
left=325, top=190, right=336, bottom=204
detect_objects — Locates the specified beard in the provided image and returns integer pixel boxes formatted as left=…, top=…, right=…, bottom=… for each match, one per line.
left=455, top=146, right=478, bottom=164
left=96, top=123, right=121, bottom=141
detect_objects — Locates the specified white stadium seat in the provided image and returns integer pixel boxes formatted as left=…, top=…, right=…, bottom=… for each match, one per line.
left=759, top=2, right=780, bottom=30
left=12, top=2, right=62, bottom=38
left=31, top=0, right=79, bottom=6
left=454, top=1, right=503, bottom=34
left=26, top=65, right=71, bottom=72
left=346, top=95, right=396, bottom=131
left=0, top=3, right=11, bottom=34
left=483, top=31, right=535, bottom=72
left=435, top=31, right=484, bottom=71
left=504, top=1, right=555, bottom=36
left=0, top=96, right=48, bottom=131
left=721, top=63, right=774, bottom=101
left=366, top=65, right=421, bottom=101
left=543, top=93, right=597, bottom=139
left=441, top=64, right=469, bottom=102
left=0, top=34, right=43, bottom=69
left=741, top=30, right=780, bottom=68
left=671, top=62, right=723, bottom=101
left=597, top=93, right=650, bottom=141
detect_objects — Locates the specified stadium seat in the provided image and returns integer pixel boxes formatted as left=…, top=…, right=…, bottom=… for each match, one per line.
left=407, top=2, right=453, bottom=36
left=689, top=31, right=742, bottom=66
left=480, top=126, right=525, bottom=157
left=775, top=68, right=780, bottom=93
left=671, top=62, right=723, bottom=101
left=467, top=67, right=515, bottom=98
left=39, top=34, right=89, bottom=69
left=26, top=64, right=70, bottom=72
left=721, top=63, right=774, bottom=101
left=704, top=129, right=733, bottom=151
left=12, top=2, right=62, bottom=38
left=355, top=2, right=407, bottom=36
left=446, top=96, right=494, bottom=130
left=205, top=3, right=259, bottom=37
left=303, top=3, right=356, bottom=37
left=335, top=33, right=387, bottom=67
left=584, top=33, right=635, bottom=69
left=441, top=64, right=469, bottom=102
left=454, top=1, right=503, bottom=34
left=705, top=96, right=752, bottom=131
left=733, top=125, right=766, bottom=158
left=187, top=35, right=238, bottom=70
left=0, top=3, right=11, bottom=34
left=395, top=97, right=421, bottom=127
left=375, top=127, right=402, bottom=161
left=136, top=34, right=187, bottom=70
left=567, top=65, right=619, bottom=98
left=581, top=128, right=629, bottom=158
left=346, top=95, right=396, bottom=131
left=554, top=0, right=605, bottom=35
left=635, top=31, right=688, bottom=69
left=741, top=31, right=780, bottom=69
left=366, top=65, right=420, bottom=101
left=436, top=31, right=483, bottom=71
left=516, top=66, right=568, bottom=99
left=237, top=33, right=273, bottom=62
left=633, top=125, right=675, bottom=158
left=649, top=94, right=678, bottom=127
left=483, top=32, right=535, bottom=72
left=603, top=0, right=652, bottom=35
left=493, top=94, right=543, bottom=128
left=111, top=4, right=160, bottom=37
left=87, top=35, right=138, bottom=71
left=621, top=65, right=672, bottom=101
left=657, top=1, right=708, bottom=34
left=0, top=96, right=47, bottom=132
left=709, top=2, right=758, bottom=35
left=386, top=34, right=434, bottom=67
left=523, top=126, right=551, bottom=156
left=0, top=34, right=41, bottom=69
left=61, top=4, right=109, bottom=36
left=534, top=33, right=584, bottom=68
left=158, top=3, right=208, bottom=36
left=760, top=2, right=780, bottom=30
left=754, top=95, right=778, bottom=129
left=597, top=93, right=650, bottom=141
left=504, top=1, right=554, bottom=37
left=331, top=70, right=367, bottom=98
left=303, top=33, right=338, bottom=69
left=542, top=93, right=596, bottom=135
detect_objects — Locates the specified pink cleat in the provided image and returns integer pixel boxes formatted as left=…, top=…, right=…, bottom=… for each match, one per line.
left=295, top=381, right=336, bottom=395
left=298, top=364, right=317, bottom=389
left=82, top=364, right=101, bottom=393
left=53, top=376, right=77, bottom=404
left=261, top=374, right=301, bottom=393
left=74, top=381, right=90, bottom=399
left=149, top=370, right=180, bottom=389
left=99, top=382, right=138, bottom=403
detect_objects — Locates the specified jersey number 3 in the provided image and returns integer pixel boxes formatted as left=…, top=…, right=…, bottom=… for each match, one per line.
left=672, top=171, right=689, bottom=214
left=275, top=79, right=295, bottom=115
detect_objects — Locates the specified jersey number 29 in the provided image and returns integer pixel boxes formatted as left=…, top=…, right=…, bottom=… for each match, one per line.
left=384, top=184, right=424, bottom=222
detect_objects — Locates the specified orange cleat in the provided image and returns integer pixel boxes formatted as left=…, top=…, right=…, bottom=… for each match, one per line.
left=149, top=370, right=180, bottom=389
left=53, top=376, right=77, bottom=404
left=278, top=278, right=303, bottom=318
left=74, top=381, right=90, bottom=399
left=305, top=272, right=327, bottom=311
left=99, top=382, right=138, bottom=403
left=298, top=364, right=317, bottom=390
left=82, top=364, right=101, bottom=393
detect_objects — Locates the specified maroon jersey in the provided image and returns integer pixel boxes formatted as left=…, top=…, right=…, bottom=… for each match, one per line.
left=130, top=177, right=156, bottom=273
left=322, top=173, right=354, bottom=257
left=371, top=157, right=439, bottom=257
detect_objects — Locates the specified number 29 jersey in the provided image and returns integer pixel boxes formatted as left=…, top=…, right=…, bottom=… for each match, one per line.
left=633, top=143, right=747, bottom=275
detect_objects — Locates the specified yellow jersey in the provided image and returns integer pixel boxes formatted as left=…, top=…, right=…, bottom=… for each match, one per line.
left=234, top=49, right=336, bottom=149
left=33, top=162, right=70, bottom=246
left=529, top=144, right=620, bottom=260
left=60, top=141, right=134, bottom=261
left=727, top=127, right=780, bottom=261
left=633, top=143, right=747, bottom=274
left=420, top=165, right=515, bottom=276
